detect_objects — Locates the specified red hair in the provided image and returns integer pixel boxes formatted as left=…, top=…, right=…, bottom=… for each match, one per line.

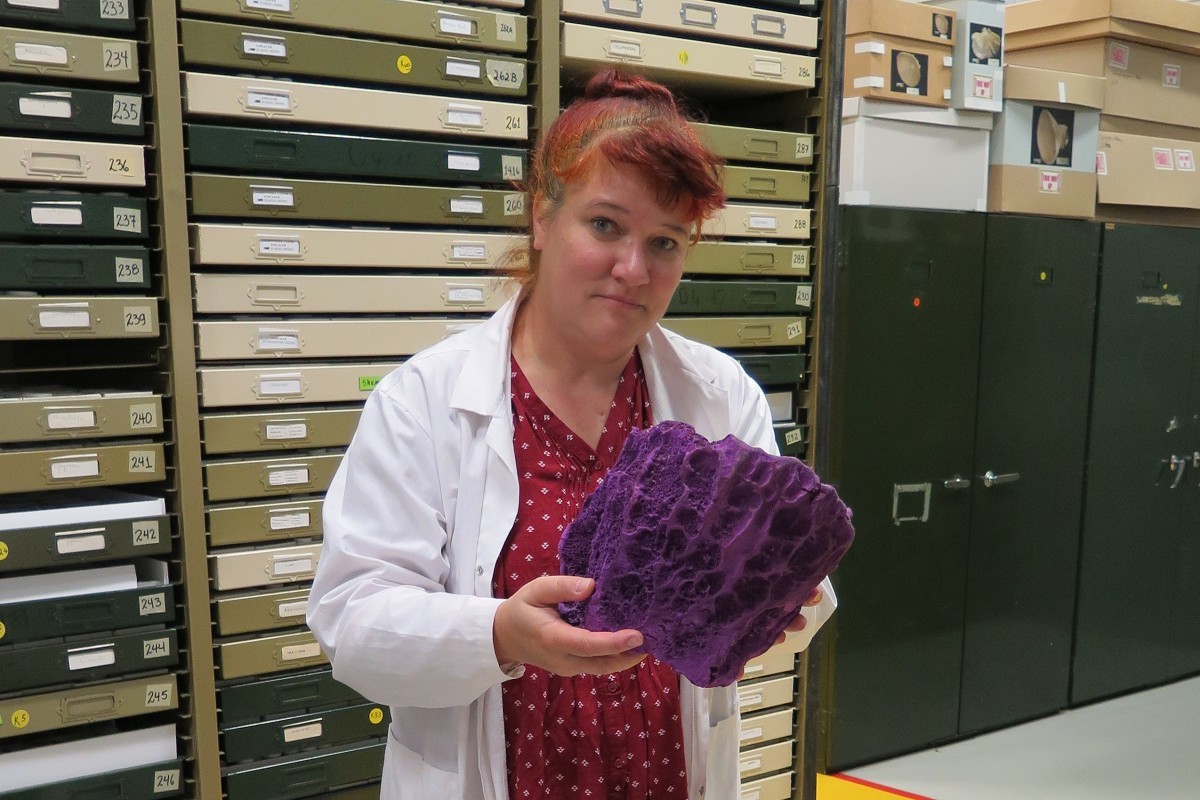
left=508, top=70, right=726, bottom=289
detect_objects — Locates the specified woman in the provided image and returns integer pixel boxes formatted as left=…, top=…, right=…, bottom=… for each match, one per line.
left=308, top=70, right=836, bottom=800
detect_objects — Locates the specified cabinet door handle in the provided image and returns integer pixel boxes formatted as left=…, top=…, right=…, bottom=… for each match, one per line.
left=982, top=470, right=1020, bottom=488
left=943, top=477, right=971, bottom=490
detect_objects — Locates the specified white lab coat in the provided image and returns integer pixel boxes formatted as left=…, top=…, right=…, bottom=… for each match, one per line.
left=308, top=296, right=836, bottom=800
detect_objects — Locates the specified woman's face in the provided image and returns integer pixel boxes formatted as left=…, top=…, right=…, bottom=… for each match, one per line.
left=528, top=160, right=692, bottom=361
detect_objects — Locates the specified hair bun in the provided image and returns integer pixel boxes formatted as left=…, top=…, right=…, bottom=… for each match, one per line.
left=584, top=69, right=675, bottom=106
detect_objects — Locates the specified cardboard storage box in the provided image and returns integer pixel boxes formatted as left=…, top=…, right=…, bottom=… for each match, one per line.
left=988, top=65, right=1105, bottom=218
left=926, top=0, right=1005, bottom=111
left=845, top=33, right=954, bottom=107
left=841, top=96, right=992, bottom=211
left=1095, top=128, right=1200, bottom=224
left=1006, top=38, right=1200, bottom=132
left=847, top=0, right=957, bottom=47
left=1005, top=0, right=1200, bottom=58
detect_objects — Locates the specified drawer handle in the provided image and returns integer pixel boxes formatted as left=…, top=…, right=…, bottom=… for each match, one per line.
left=62, top=691, right=119, bottom=721
left=250, top=283, right=301, bottom=307
left=737, top=323, right=773, bottom=343
left=24, top=149, right=86, bottom=177
left=751, top=56, right=785, bottom=78
left=680, top=3, right=717, bottom=28
left=752, top=13, right=787, bottom=38
left=745, top=136, right=781, bottom=158
left=602, top=0, right=644, bottom=17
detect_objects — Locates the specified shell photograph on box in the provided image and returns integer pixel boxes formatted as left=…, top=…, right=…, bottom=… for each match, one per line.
left=1032, top=106, right=1075, bottom=167
left=892, top=49, right=929, bottom=95
left=970, top=23, right=1002, bottom=65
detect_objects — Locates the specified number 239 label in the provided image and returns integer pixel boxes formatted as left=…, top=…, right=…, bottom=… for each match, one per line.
left=123, top=306, right=152, bottom=332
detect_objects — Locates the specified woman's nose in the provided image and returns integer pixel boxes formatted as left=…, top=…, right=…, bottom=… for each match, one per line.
left=612, top=242, right=650, bottom=285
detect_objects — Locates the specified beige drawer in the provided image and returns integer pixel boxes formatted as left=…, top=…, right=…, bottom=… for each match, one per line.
left=561, top=22, right=816, bottom=95
left=741, top=645, right=797, bottom=680
left=0, top=442, right=164, bottom=495
left=196, top=318, right=484, bottom=361
left=0, top=27, right=138, bottom=83
left=741, top=770, right=793, bottom=800
left=692, top=121, right=815, bottom=167
left=214, top=587, right=311, bottom=636
left=737, top=674, right=795, bottom=714
left=0, top=136, right=144, bottom=187
left=191, top=223, right=526, bottom=269
left=710, top=203, right=811, bottom=240
left=207, top=498, right=324, bottom=548
left=194, top=274, right=510, bottom=315
left=562, top=0, right=817, bottom=52
left=198, top=363, right=402, bottom=408
left=739, top=707, right=793, bottom=748
left=204, top=452, right=343, bottom=502
left=686, top=241, right=810, bottom=278
left=210, top=542, right=323, bottom=592
left=661, top=316, right=806, bottom=348
left=184, top=72, right=528, bottom=140
left=217, top=630, right=327, bottom=679
left=724, top=166, right=812, bottom=204
left=0, top=674, right=177, bottom=740
left=738, top=740, right=792, bottom=781
left=0, top=296, right=156, bottom=340
left=203, top=408, right=362, bottom=455
left=0, top=393, right=162, bottom=444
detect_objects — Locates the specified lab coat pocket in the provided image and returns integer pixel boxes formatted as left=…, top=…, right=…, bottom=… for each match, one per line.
left=383, top=727, right=460, bottom=799
left=703, top=712, right=741, bottom=800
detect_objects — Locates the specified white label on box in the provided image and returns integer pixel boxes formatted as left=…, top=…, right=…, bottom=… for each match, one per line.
left=268, top=467, right=309, bottom=486
left=795, top=137, right=811, bottom=159
left=792, top=249, right=808, bottom=270
left=501, top=155, right=523, bottom=180
left=1175, top=150, right=1195, bottom=172
left=18, top=96, right=71, bottom=118
left=608, top=39, right=642, bottom=59
left=284, top=722, right=323, bottom=743
left=785, top=428, right=803, bottom=446
left=497, top=14, right=518, bottom=42
left=51, top=458, right=99, bottom=479
left=56, top=533, right=105, bottom=554
left=243, top=34, right=287, bottom=59
left=450, top=197, right=484, bottom=215
left=1164, top=64, right=1182, bottom=89
left=439, top=15, right=474, bottom=36
left=447, top=285, right=485, bottom=304
left=739, top=758, right=762, bottom=773
left=15, top=43, right=68, bottom=65
left=447, top=153, right=481, bottom=172
left=739, top=726, right=763, bottom=742
left=743, top=663, right=765, bottom=675
left=486, top=59, right=524, bottom=89
left=503, top=193, right=525, bottom=216
left=247, top=0, right=291, bottom=10
left=152, top=770, right=180, bottom=795
left=1153, top=147, right=1175, bottom=170
left=115, top=257, right=144, bottom=283
left=1109, top=42, right=1130, bottom=70
left=258, top=332, right=300, bottom=351
left=1040, top=170, right=1061, bottom=193
left=451, top=243, right=487, bottom=261
left=143, top=637, right=171, bottom=659
left=31, top=205, right=82, bottom=226
left=138, top=592, right=166, bottom=616
left=906, top=87, right=921, bottom=96
left=68, top=647, right=116, bottom=671
left=854, top=76, right=885, bottom=89
left=101, top=0, right=130, bottom=18
left=1096, top=151, right=1108, bottom=176
left=123, top=306, right=153, bottom=333
left=943, top=56, right=954, bottom=68
left=266, top=422, right=307, bottom=440
left=273, top=557, right=314, bottom=576
left=144, top=683, right=173, bottom=708
left=113, top=207, right=142, bottom=233
left=258, top=237, right=301, bottom=256
left=128, top=450, right=156, bottom=473
left=270, top=510, right=311, bottom=530
left=738, top=692, right=763, bottom=707
left=743, top=790, right=761, bottom=800
left=259, top=378, right=302, bottom=396
left=132, top=520, right=160, bottom=546
left=787, top=321, right=804, bottom=340
left=854, top=41, right=886, bottom=55
left=246, top=90, right=292, bottom=111
left=446, top=105, right=483, bottom=128
left=281, top=643, right=321, bottom=661
left=9, top=0, right=62, bottom=9
left=796, top=285, right=813, bottom=307
left=973, top=74, right=993, bottom=100
left=47, top=410, right=96, bottom=430
left=748, top=215, right=777, bottom=231
left=278, top=600, right=307, bottom=618
left=40, top=309, right=91, bottom=329
left=1057, top=81, right=1067, bottom=104
left=251, top=188, right=296, bottom=207
left=103, top=42, right=132, bottom=72
left=445, top=57, right=482, bottom=79
left=111, top=94, right=141, bottom=125
left=129, top=402, right=158, bottom=429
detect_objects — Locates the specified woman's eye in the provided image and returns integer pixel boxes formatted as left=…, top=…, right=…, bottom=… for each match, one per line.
left=591, top=217, right=616, bottom=234
left=654, top=237, right=679, bottom=252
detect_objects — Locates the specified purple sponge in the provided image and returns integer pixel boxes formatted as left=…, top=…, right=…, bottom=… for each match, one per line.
left=558, top=420, right=854, bottom=687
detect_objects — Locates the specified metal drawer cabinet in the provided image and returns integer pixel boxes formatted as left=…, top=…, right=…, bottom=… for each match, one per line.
left=198, top=363, right=402, bottom=408
left=694, top=121, right=814, bottom=167
left=207, top=498, right=324, bottom=548
left=204, top=453, right=342, bottom=502
left=734, top=353, right=806, bottom=388
left=0, top=27, right=138, bottom=83
left=0, top=83, right=144, bottom=138
left=202, top=407, right=361, bottom=456
left=217, top=630, right=328, bottom=680
left=0, top=392, right=162, bottom=444
left=687, top=241, right=811, bottom=278
left=0, top=0, right=136, bottom=34
left=214, top=587, right=311, bottom=636
left=740, top=771, right=793, bottom=800
left=222, top=702, right=389, bottom=764
left=196, top=318, right=484, bottom=361
left=0, top=136, right=145, bottom=187
left=660, top=316, right=806, bottom=349
left=0, top=442, right=165, bottom=494
left=0, top=512, right=170, bottom=574
left=710, top=203, right=811, bottom=241
left=0, top=582, right=174, bottom=646
left=219, top=667, right=364, bottom=725
left=669, top=280, right=811, bottom=315
left=723, top=166, right=812, bottom=203
left=738, top=740, right=793, bottom=782
left=0, top=628, right=178, bottom=694
left=209, top=542, right=323, bottom=592
left=0, top=190, right=147, bottom=239
left=0, top=244, right=150, bottom=291
left=0, top=296, right=156, bottom=340
left=1, top=760, right=184, bottom=800
left=738, top=707, right=794, bottom=748
left=223, top=741, right=385, bottom=800
left=0, top=674, right=178, bottom=740
left=736, top=674, right=796, bottom=715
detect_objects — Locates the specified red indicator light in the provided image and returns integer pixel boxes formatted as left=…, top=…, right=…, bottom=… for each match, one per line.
left=912, top=297, right=921, bottom=308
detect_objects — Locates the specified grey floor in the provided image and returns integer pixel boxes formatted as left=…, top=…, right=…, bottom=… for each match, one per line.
left=846, top=675, right=1200, bottom=800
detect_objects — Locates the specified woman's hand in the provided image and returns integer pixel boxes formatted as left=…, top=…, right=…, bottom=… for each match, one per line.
left=735, top=587, right=825, bottom=680
left=493, top=575, right=647, bottom=676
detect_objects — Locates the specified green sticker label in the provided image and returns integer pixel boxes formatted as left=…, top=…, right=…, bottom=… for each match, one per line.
left=359, top=376, right=382, bottom=392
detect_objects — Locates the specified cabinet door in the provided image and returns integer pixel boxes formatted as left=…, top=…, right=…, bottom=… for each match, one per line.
left=828, top=207, right=985, bottom=768
left=1074, top=224, right=1200, bottom=703
left=959, top=216, right=1100, bottom=733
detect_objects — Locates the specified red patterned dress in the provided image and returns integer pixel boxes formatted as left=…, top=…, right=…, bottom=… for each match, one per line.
left=494, top=352, right=690, bottom=800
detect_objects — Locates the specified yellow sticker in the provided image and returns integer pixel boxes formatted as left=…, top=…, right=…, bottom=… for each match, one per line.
left=679, top=51, right=689, bottom=65
left=0, top=621, right=6, bottom=641
left=0, top=541, right=7, bottom=561
left=11, top=709, right=29, bottom=729
left=1040, top=271, right=1048, bottom=281
left=369, top=707, right=384, bottom=725
left=397, top=55, right=413, bottom=74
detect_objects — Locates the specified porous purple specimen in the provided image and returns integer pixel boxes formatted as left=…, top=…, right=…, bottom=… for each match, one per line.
left=559, top=420, right=854, bottom=687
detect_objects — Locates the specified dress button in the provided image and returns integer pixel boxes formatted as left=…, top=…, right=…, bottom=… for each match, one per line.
left=476, top=565, right=484, bottom=576
left=614, top=756, right=628, bottom=769
left=607, top=679, right=620, bottom=693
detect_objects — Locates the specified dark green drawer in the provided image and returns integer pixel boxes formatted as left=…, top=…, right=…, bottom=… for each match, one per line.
left=180, top=19, right=527, bottom=97
left=0, top=583, right=175, bottom=646
left=734, top=352, right=807, bottom=387
left=0, top=627, right=178, bottom=694
left=0, top=512, right=169, bottom=573
left=219, top=668, right=365, bottom=724
left=223, top=702, right=390, bottom=764
left=775, top=423, right=808, bottom=458
left=0, top=244, right=149, bottom=290
left=187, top=124, right=525, bottom=184
left=0, top=190, right=148, bottom=239
left=0, top=0, right=137, bottom=34
left=0, top=82, right=143, bottom=137
left=1, top=760, right=184, bottom=800
left=669, top=280, right=810, bottom=314
left=223, top=741, right=386, bottom=800
left=190, top=174, right=527, bottom=226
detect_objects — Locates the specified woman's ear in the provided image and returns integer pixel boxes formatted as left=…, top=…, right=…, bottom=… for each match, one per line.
left=530, top=196, right=547, bottom=252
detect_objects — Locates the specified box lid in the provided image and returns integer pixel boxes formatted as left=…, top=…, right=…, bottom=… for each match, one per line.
left=1005, top=0, right=1200, bottom=54
left=1003, top=64, right=1106, bottom=109
left=1097, top=130, right=1200, bottom=209
left=847, top=0, right=957, bottom=46
left=843, top=96, right=995, bottom=129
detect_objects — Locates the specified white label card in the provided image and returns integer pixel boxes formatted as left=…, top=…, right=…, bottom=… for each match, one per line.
left=51, top=459, right=99, bottom=479
left=15, top=43, right=68, bottom=65
left=281, top=643, right=321, bottom=661
left=497, top=14, right=518, bottom=42
left=143, top=637, right=171, bottom=659
left=447, top=286, right=485, bottom=304
left=56, top=533, right=105, bottom=554
left=270, top=510, right=311, bottom=530
left=739, top=726, right=763, bottom=742
left=738, top=692, right=763, bottom=707
left=284, top=722, right=323, bottom=742
left=138, top=592, right=166, bottom=616
left=444, top=57, right=482, bottom=79
left=19, top=96, right=71, bottom=118
left=246, top=90, right=291, bottom=111
left=786, top=321, right=804, bottom=340
left=152, top=771, right=180, bottom=795
left=748, top=215, right=777, bottom=230
left=113, top=207, right=142, bottom=233
left=504, top=194, right=525, bottom=216
left=1176, top=150, right=1195, bottom=172
left=251, top=188, right=296, bottom=207
left=608, top=40, right=642, bottom=59
left=259, top=378, right=302, bottom=396
left=243, top=35, right=287, bottom=58
left=739, top=758, right=762, bottom=773
left=447, top=153, right=481, bottom=172
left=439, top=16, right=475, bottom=37
left=39, top=309, right=91, bottom=329
left=123, top=306, right=153, bottom=333
left=132, top=520, right=160, bottom=546
left=785, top=428, right=803, bottom=446
left=486, top=59, right=524, bottom=90
left=450, top=197, right=484, bottom=215
left=796, top=285, right=813, bottom=307
left=115, top=257, right=144, bottom=283
left=47, top=410, right=96, bottom=430
left=67, top=647, right=116, bottom=671
left=100, top=0, right=129, bottom=19
left=451, top=243, right=486, bottom=261
left=266, top=422, right=307, bottom=440
left=792, top=249, right=809, bottom=270
left=110, top=94, right=141, bottom=126
left=128, top=450, right=157, bottom=473
left=268, top=467, right=310, bottom=486
left=31, top=205, right=82, bottom=226
left=258, top=333, right=300, bottom=351
left=247, top=0, right=291, bottom=10
left=501, top=155, right=523, bottom=180
left=102, top=42, right=132, bottom=72
left=9, top=0, right=62, bottom=9
left=144, top=683, right=173, bottom=708
left=273, top=557, right=314, bottom=576
left=278, top=600, right=307, bottom=618
left=258, top=237, right=301, bottom=256
left=744, top=790, right=762, bottom=800
left=129, top=402, right=158, bottom=430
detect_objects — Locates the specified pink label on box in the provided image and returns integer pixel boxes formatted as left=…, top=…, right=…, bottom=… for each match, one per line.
left=1175, top=150, right=1195, bottom=171
left=1153, top=148, right=1175, bottom=170
left=1109, top=42, right=1130, bottom=70
left=1096, top=151, right=1108, bottom=176
left=1164, top=64, right=1182, bottom=89
left=973, top=75, right=993, bottom=99
left=1040, top=170, right=1061, bottom=194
